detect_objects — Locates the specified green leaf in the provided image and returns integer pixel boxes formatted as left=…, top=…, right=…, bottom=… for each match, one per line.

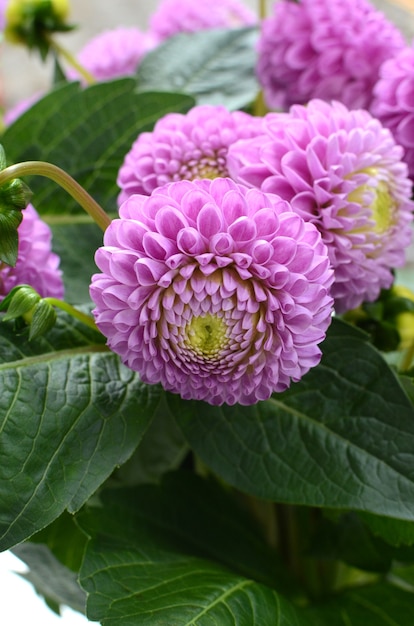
left=110, top=392, right=188, bottom=486
left=0, top=310, right=162, bottom=550
left=12, top=542, right=87, bottom=615
left=136, top=27, right=259, bottom=110
left=2, top=80, right=195, bottom=215
left=171, top=318, right=414, bottom=520
left=77, top=475, right=312, bottom=625
left=49, top=219, right=103, bottom=303
left=358, top=512, right=414, bottom=547
left=308, top=582, right=414, bottom=625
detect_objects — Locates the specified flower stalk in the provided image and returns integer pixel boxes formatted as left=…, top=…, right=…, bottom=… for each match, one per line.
left=0, top=161, right=111, bottom=231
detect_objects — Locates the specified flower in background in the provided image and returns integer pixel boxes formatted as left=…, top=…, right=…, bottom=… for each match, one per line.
left=228, top=99, right=414, bottom=314
left=117, top=104, right=265, bottom=205
left=67, top=26, right=159, bottom=82
left=257, top=0, right=405, bottom=111
left=150, top=0, right=256, bottom=41
left=371, top=43, right=414, bottom=181
left=0, top=203, right=64, bottom=299
left=90, top=178, right=334, bottom=405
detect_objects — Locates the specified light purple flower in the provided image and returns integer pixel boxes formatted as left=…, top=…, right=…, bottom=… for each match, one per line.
left=90, top=178, right=334, bottom=406
left=228, top=99, right=414, bottom=314
left=117, top=104, right=265, bottom=205
left=257, top=0, right=405, bottom=111
left=68, top=27, right=159, bottom=82
left=150, top=0, right=256, bottom=41
left=0, top=204, right=64, bottom=299
left=371, top=42, right=414, bottom=181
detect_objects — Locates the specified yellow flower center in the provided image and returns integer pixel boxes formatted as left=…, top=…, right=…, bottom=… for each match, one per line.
left=185, top=314, right=228, bottom=358
left=348, top=169, right=394, bottom=234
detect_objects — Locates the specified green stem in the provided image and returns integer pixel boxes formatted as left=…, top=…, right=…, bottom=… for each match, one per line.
left=259, top=0, right=267, bottom=20
left=48, top=37, right=96, bottom=85
left=0, top=161, right=111, bottom=231
left=44, top=298, right=100, bottom=333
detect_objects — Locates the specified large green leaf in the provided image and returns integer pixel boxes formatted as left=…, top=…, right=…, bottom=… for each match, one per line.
left=171, top=318, right=414, bottom=520
left=77, top=475, right=312, bottom=625
left=308, top=583, right=414, bottom=625
left=136, top=27, right=259, bottom=110
left=1, top=80, right=195, bottom=215
left=0, top=311, right=162, bottom=550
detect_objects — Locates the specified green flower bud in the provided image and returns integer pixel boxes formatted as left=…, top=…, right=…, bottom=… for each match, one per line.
left=29, top=298, right=57, bottom=339
left=5, top=0, right=73, bottom=57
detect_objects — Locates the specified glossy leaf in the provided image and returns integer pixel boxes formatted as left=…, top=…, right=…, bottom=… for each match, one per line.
left=136, top=27, right=259, bottom=110
left=77, top=475, right=312, bottom=625
left=0, top=311, right=162, bottom=550
left=171, top=319, right=414, bottom=520
left=2, top=80, right=195, bottom=215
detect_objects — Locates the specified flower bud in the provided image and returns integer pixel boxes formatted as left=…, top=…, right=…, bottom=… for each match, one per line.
left=5, top=0, right=72, bottom=56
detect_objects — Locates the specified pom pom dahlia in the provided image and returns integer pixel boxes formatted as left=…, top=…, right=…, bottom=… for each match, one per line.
left=90, top=178, right=334, bottom=406
left=117, top=104, right=265, bottom=205
left=228, top=99, right=414, bottom=314
left=257, top=0, right=405, bottom=111
left=371, top=43, right=414, bottom=181
left=150, top=0, right=256, bottom=41
left=0, top=204, right=64, bottom=300
left=68, top=27, right=159, bottom=82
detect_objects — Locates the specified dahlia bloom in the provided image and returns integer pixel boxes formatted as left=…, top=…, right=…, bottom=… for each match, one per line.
left=67, top=27, right=159, bottom=82
left=0, top=204, right=64, bottom=299
left=228, top=99, right=414, bottom=314
left=90, top=178, right=334, bottom=406
left=117, top=104, right=265, bottom=205
left=150, top=0, right=256, bottom=41
left=256, top=0, right=405, bottom=111
left=371, top=43, right=414, bottom=181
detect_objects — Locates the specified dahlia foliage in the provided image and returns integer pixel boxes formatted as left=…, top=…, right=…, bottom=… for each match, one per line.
left=1, top=0, right=414, bottom=625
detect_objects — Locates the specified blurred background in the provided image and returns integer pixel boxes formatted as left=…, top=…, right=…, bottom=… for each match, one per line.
left=0, top=0, right=413, bottom=110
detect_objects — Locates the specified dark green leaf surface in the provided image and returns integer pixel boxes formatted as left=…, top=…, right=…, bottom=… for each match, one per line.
left=136, top=27, right=259, bottom=110
left=77, top=476, right=312, bottom=626
left=0, top=311, right=162, bottom=550
left=2, top=80, right=194, bottom=215
left=308, top=583, right=414, bottom=625
left=172, top=319, right=414, bottom=520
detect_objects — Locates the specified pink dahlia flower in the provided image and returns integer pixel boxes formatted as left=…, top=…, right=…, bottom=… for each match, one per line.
left=150, top=0, right=256, bottom=41
left=68, top=27, right=159, bottom=82
left=0, top=204, right=64, bottom=299
left=90, top=178, right=334, bottom=406
left=371, top=43, right=414, bottom=181
left=228, top=99, right=414, bottom=314
left=117, top=104, right=265, bottom=205
left=257, top=0, right=405, bottom=111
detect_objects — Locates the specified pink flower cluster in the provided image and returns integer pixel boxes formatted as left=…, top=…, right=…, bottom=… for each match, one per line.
left=228, top=99, right=414, bottom=313
left=256, top=0, right=405, bottom=111
left=90, top=178, right=333, bottom=405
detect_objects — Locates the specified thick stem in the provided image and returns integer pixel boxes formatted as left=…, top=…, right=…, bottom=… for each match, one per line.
left=0, top=161, right=111, bottom=231
left=259, top=0, right=267, bottom=20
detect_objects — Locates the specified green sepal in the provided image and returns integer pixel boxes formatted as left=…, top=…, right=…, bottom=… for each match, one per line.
left=0, top=208, right=23, bottom=267
left=29, top=298, right=57, bottom=339
left=0, top=284, right=41, bottom=320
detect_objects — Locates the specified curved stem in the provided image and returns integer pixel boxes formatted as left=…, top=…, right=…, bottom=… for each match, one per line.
left=48, top=37, right=96, bottom=85
left=401, top=341, right=414, bottom=372
left=44, top=298, right=101, bottom=333
left=0, top=161, right=111, bottom=231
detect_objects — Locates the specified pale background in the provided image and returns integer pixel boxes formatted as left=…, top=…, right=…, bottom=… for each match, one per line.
left=0, top=0, right=413, bottom=624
